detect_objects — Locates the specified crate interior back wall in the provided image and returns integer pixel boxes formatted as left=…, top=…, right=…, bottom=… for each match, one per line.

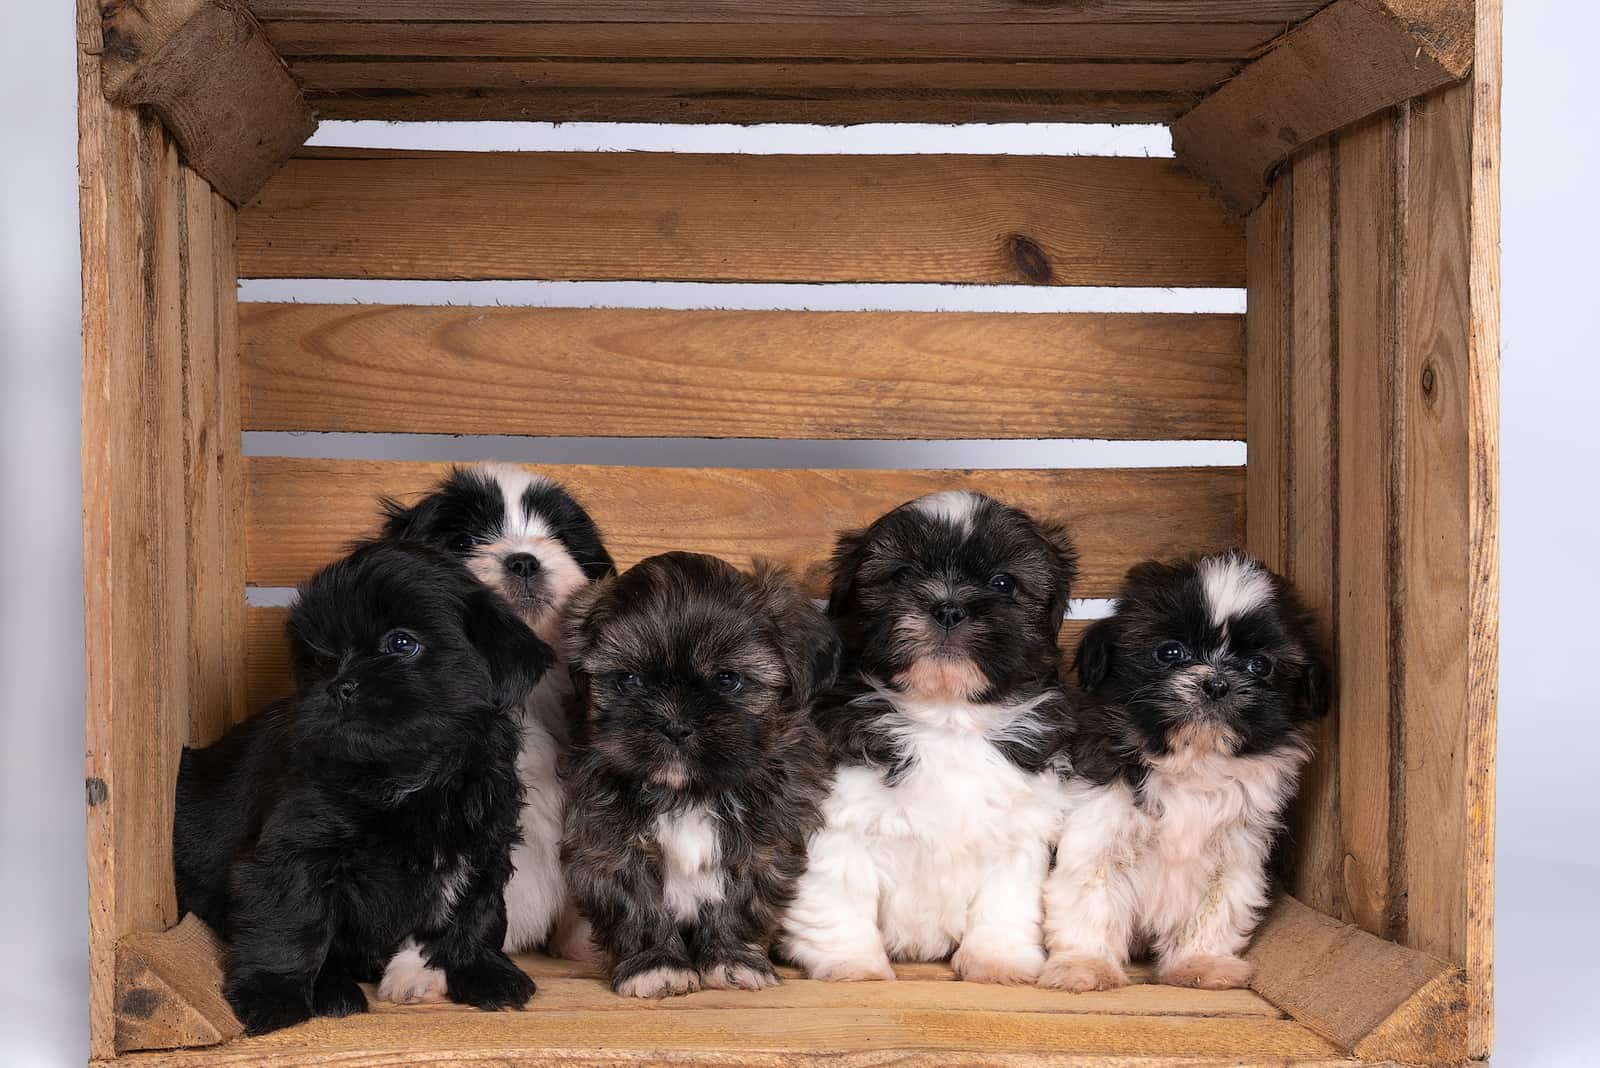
left=78, top=1, right=1498, bottom=1065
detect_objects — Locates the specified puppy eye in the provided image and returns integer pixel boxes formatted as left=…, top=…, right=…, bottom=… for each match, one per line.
left=1154, top=641, right=1188, bottom=665
left=384, top=630, right=422, bottom=658
left=712, top=671, right=743, bottom=695
left=891, top=565, right=915, bottom=586
left=448, top=534, right=475, bottom=555
left=988, top=573, right=1016, bottom=594
left=612, top=672, right=645, bottom=693
left=1244, top=655, right=1275, bottom=678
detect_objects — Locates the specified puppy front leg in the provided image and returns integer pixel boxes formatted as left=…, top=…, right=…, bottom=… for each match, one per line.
left=952, top=843, right=1049, bottom=986
left=421, top=861, right=536, bottom=1011
left=780, top=828, right=894, bottom=982
left=1039, top=783, right=1141, bottom=992
left=688, top=872, right=784, bottom=991
left=1154, top=826, right=1269, bottom=990
left=223, top=849, right=338, bottom=1035
left=572, top=864, right=699, bottom=998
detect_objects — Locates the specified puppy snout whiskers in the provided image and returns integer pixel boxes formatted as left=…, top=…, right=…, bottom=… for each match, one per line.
left=1201, top=675, right=1230, bottom=701
left=930, top=600, right=967, bottom=631
left=504, top=553, right=541, bottom=578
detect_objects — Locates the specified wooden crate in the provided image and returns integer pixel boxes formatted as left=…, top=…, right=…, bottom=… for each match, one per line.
left=77, top=1, right=1499, bottom=1065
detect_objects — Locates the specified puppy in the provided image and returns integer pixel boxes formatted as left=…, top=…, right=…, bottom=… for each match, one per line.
left=173, top=542, right=546, bottom=1034
left=1041, top=551, right=1330, bottom=992
left=561, top=552, right=839, bottom=998
left=781, top=491, right=1078, bottom=985
left=376, top=463, right=613, bottom=1001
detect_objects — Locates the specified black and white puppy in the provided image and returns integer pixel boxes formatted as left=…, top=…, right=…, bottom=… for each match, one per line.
left=1041, top=551, right=1330, bottom=992
left=781, top=491, right=1078, bottom=985
left=174, top=541, right=546, bottom=1034
left=562, top=552, right=839, bottom=998
left=376, top=463, right=614, bottom=1001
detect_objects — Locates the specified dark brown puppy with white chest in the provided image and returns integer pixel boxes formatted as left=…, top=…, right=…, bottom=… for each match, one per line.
left=561, top=552, right=840, bottom=998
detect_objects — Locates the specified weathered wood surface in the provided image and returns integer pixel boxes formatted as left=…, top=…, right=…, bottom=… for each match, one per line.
left=1172, top=0, right=1475, bottom=214
left=79, top=0, right=248, bottom=1052
left=244, top=458, right=1246, bottom=596
left=238, top=151, right=1244, bottom=287
left=115, top=917, right=243, bottom=1053
left=247, top=1, right=1335, bottom=21
left=1247, top=896, right=1467, bottom=1065
left=239, top=305, right=1246, bottom=441
left=98, top=0, right=314, bottom=205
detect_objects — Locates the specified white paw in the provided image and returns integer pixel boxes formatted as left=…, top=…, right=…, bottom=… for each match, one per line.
left=700, top=962, right=781, bottom=990
left=1038, top=953, right=1130, bottom=992
left=615, top=965, right=701, bottom=999
left=378, top=941, right=449, bottom=1004
left=1159, top=953, right=1254, bottom=990
left=953, top=944, right=1045, bottom=986
left=808, top=956, right=896, bottom=982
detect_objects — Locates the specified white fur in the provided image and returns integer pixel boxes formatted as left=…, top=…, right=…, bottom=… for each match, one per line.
left=782, top=689, right=1065, bottom=984
left=1042, top=735, right=1307, bottom=989
left=655, top=805, right=726, bottom=923
left=910, top=490, right=980, bottom=535
left=377, top=938, right=448, bottom=1004
left=1198, top=552, right=1273, bottom=632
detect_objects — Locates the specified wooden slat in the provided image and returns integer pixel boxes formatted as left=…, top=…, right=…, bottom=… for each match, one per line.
left=1243, top=148, right=1290, bottom=573
left=262, top=19, right=1294, bottom=61
left=115, top=917, right=243, bottom=1053
left=99, top=0, right=315, bottom=205
left=246, top=608, right=1095, bottom=712
left=1171, top=0, right=1473, bottom=215
left=247, top=2, right=1335, bottom=23
left=239, top=305, right=1246, bottom=441
left=1334, top=109, right=1403, bottom=943
left=1283, top=140, right=1342, bottom=919
left=238, top=151, right=1245, bottom=287
left=1247, top=895, right=1466, bottom=1064
left=244, top=459, right=1246, bottom=596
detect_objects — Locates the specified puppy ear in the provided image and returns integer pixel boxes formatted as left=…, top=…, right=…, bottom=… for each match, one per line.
left=1036, top=519, right=1080, bottom=639
left=560, top=574, right=614, bottom=671
left=1074, top=617, right=1119, bottom=693
left=378, top=492, right=433, bottom=541
left=753, top=559, right=842, bottom=706
left=463, top=587, right=553, bottom=707
left=825, top=528, right=870, bottom=621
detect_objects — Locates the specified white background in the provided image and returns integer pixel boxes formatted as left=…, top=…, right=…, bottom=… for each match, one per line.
left=3, top=3, right=1596, bottom=1063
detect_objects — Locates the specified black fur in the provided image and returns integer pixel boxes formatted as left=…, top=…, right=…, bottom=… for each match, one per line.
left=818, top=492, right=1079, bottom=777
left=173, top=542, right=550, bottom=1033
left=1067, top=551, right=1332, bottom=791
left=560, top=553, right=838, bottom=995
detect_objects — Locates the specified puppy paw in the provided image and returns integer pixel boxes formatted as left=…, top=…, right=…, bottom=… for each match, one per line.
left=700, top=960, right=781, bottom=991
left=952, top=945, right=1045, bottom=986
left=1038, top=953, right=1130, bottom=993
left=808, top=957, right=896, bottom=983
left=1159, top=953, right=1254, bottom=990
left=224, top=973, right=313, bottom=1036
left=378, top=943, right=449, bottom=1005
left=312, top=969, right=369, bottom=1018
left=444, top=954, right=536, bottom=1011
left=614, top=965, right=702, bottom=999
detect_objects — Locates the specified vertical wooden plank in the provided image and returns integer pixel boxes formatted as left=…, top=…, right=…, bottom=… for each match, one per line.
left=1399, top=1, right=1500, bottom=1058
left=1283, top=139, right=1343, bottom=919
left=1334, top=109, right=1404, bottom=943
left=1244, top=164, right=1291, bottom=575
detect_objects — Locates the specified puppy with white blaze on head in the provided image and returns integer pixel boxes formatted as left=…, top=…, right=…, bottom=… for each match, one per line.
left=373, top=463, right=615, bottom=1003
left=781, top=491, right=1079, bottom=985
left=1042, top=551, right=1330, bottom=993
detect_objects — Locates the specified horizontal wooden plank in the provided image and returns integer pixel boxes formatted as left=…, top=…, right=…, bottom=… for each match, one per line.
left=246, top=608, right=1096, bottom=711
left=262, top=20, right=1291, bottom=61
left=239, top=305, right=1247, bottom=441
left=244, top=459, right=1246, bottom=595
left=248, top=2, right=1334, bottom=23
left=238, top=151, right=1245, bottom=287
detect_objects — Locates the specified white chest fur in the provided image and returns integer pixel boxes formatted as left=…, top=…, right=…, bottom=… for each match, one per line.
left=656, top=805, right=725, bottom=923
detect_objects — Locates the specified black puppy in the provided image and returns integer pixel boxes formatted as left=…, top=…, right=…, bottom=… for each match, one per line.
left=174, top=541, right=549, bottom=1034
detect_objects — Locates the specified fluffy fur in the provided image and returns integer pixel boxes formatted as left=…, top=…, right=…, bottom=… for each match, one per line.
left=376, top=464, right=613, bottom=1001
left=173, top=542, right=547, bottom=1034
left=561, top=552, right=839, bottom=997
left=781, top=491, right=1078, bottom=985
left=1041, top=551, right=1331, bottom=992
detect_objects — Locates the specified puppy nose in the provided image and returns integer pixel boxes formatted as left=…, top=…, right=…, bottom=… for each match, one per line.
left=658, top=722, right=692, bottom=744
left=504, top=553, right=541, bottom=578
left=930, top=600, right=967, bottom=630
left=1201, top=675, right=1230, bottom=700
left=331, top=679, right=358, bottom=705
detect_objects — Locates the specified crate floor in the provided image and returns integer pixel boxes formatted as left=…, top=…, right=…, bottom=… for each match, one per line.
left=113, top=954, right=1353, bottom=1066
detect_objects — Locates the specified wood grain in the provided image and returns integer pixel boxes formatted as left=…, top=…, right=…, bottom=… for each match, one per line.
left=99, top=0, right=315, bottom=205
left=239, top=305, right=1246, bottom=441
left=1243, top=153, right=1290, bottom=573
left=246, top=2, right=1335, bottom=23
left=1171, top=0, right=1474, bottom=215
left=244, top=458, right=1246, bottom=595
left=115, top=917, right=243, bottom=1053
left=1247, top=895, right=1466, bottom=1065
left=238, top=150, right=1245, bottom=287
left=1334, top=110, right=1404, bottom=944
